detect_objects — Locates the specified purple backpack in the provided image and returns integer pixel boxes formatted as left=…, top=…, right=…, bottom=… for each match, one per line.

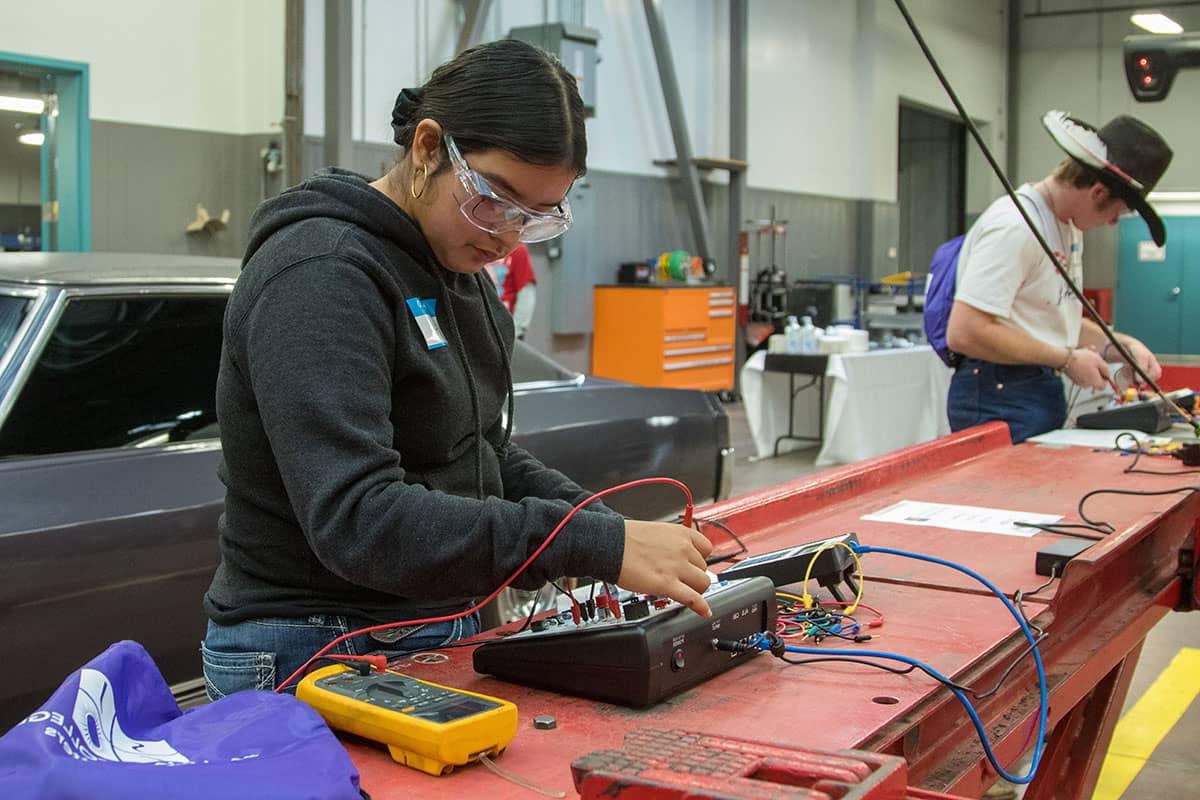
left=0, top=640, right=363, bottom=800
left=924, top=190, right=1043, bottom=367
left=923, top=234, right=966, bottom=367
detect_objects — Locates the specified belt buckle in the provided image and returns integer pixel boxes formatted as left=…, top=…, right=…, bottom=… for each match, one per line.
left=368, top=624, right=426, bottom=644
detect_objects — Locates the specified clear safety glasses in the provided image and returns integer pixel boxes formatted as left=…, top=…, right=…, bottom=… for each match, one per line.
left=443, top=134, right=573, bottom=243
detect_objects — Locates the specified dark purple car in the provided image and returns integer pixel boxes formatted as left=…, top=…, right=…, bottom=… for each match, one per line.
left=0, top=252, right=731, bottom=727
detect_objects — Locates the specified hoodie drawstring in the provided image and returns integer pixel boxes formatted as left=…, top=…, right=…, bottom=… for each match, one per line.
left=434, top=270, right=484, bottom=500
left=431, top=270, right=516, bottom=501
left=475, top=273, right=515, bottom=451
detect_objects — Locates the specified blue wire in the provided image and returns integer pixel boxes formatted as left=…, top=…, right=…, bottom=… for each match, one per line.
left=759, top=640, right=1034, bottom=782
left=830, top=544, right=1047, bottom=783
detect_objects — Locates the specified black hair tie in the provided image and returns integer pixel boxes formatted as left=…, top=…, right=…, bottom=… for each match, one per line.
left=391, top=87, right=425, bottom=144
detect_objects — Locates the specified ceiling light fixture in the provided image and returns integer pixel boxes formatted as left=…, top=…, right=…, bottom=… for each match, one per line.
left=0, top=95, right=45, bottom=115
left=18, top=131, right=45, bottom=146
left=1131, top=13, right=1184, bottom=35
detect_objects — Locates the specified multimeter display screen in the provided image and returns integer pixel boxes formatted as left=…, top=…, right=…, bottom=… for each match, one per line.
left=417, top=698, right=495, bottom=723
left=316, top=672, right=500, bottom=724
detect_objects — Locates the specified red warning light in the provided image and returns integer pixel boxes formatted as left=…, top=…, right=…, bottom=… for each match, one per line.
left=1143, top=74, right=1155, bottom=86
left=1138, top=57, right=1150, bottom=69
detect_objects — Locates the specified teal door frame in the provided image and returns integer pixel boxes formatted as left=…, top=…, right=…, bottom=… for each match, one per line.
left=0, top=51, right=90, bottom=251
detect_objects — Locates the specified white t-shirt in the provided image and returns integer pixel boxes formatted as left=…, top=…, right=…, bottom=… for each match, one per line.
left=954, top=184, right=1083, bottom=350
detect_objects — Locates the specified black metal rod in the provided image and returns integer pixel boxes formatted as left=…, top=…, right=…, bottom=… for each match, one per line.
left=643, top=0, right=715, bottom=262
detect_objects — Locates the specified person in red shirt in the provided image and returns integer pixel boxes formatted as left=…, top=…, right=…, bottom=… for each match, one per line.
left=492, top=242, right=536, bottom=339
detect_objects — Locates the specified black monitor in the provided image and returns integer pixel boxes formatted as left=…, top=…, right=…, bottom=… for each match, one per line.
left=788, top=281, right=835, bottom=327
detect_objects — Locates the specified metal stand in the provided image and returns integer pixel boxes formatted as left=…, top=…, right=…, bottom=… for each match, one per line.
left=773, top=372, right=825, bottom=456
left=764, top=353, right=828, bottom=457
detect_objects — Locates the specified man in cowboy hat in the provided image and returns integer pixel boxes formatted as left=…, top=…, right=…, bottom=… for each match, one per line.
left=945, top=110, right=1173, bottom=443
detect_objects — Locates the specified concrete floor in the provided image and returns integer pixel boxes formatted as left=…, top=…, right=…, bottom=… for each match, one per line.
left=718, top=400, right=1200, bottom=800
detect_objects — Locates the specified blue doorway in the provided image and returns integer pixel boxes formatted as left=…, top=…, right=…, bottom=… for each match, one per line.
left=0, top=52, right=90, bottom=252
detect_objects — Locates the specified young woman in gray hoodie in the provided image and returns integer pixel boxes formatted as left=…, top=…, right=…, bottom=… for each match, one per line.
left=201, top=39, right=714, bottom=697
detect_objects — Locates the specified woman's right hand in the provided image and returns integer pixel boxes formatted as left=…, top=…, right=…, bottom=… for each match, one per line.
left=617, top=520, right=714, bottom=617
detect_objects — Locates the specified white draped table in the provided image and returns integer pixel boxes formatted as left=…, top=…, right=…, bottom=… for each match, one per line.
left=740, top=346, right=953, bottom=466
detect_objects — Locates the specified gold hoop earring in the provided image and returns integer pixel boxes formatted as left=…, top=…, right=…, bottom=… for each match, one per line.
left=410, top=163, right=429, bottom=199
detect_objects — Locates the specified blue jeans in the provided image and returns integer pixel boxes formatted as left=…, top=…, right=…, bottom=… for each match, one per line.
left=947, top=359, right=1066, bottom=444
left=201, top=613, right=479, bottom=700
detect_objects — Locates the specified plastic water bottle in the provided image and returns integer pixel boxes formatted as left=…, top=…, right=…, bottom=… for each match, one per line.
left=799, top=316, right=819, bottom=353
left=784, top=315, right=803, bottom=354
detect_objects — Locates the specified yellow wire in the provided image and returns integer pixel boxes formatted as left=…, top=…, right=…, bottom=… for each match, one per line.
left=800, top=540, right=864, bottom=614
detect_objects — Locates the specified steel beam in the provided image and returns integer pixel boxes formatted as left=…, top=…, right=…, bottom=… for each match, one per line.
left=729, top=0, right=748, bottom=382
left=284, top=0, right=304, bottom=184
left=456, top=0, right=494, bottom=56
left=643, top=0, right=714, bottom=263
left=323, top=0, right=353, bottom=168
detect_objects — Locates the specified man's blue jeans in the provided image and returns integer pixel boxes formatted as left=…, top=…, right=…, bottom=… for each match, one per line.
left=947, top=358, right=1067, bottom=444
left=201, top=613, right=479, bottom=699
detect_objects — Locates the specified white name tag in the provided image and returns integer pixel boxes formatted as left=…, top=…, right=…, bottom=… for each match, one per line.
left=405, top=297, right=448, bottom=350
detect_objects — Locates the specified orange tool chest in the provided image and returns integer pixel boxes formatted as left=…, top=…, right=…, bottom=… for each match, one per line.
left=592, top=285, right=735, bottom=391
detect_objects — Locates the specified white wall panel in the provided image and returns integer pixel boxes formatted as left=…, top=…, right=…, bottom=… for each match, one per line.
left=0, top=0, right=285, bottom=134
left=742, top=0, right=1007, bottom=201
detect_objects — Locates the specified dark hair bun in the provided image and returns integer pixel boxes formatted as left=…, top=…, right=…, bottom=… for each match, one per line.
left=391, top=88, right=426, bottom=145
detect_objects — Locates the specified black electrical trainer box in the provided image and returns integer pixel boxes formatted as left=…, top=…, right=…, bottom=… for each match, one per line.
left=472, top=576, right=776, bottom=708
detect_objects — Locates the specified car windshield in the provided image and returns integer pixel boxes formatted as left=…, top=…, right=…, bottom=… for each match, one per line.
left=0, top=294, right=31, bottom=362
left=512, top=340, right=580, bottom=385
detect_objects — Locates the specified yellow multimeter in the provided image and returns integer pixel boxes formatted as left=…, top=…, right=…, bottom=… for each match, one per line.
left=296, top=665, right=518, bottom=776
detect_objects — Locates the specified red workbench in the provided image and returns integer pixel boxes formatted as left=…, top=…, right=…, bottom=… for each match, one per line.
left=343, top=422, right=1198, bottom=799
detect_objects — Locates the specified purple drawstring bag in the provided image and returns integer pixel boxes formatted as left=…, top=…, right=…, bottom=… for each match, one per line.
left=0, top=640, right=362, bottom=800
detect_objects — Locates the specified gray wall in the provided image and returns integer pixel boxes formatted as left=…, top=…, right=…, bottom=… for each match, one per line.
left=91, top=120, right=279, bottom=259
left=303, top=135, right=395, bottom=182
left=89, top=127, right=395, bottom=260
left=1016, top=2, right=1200, bottom=290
